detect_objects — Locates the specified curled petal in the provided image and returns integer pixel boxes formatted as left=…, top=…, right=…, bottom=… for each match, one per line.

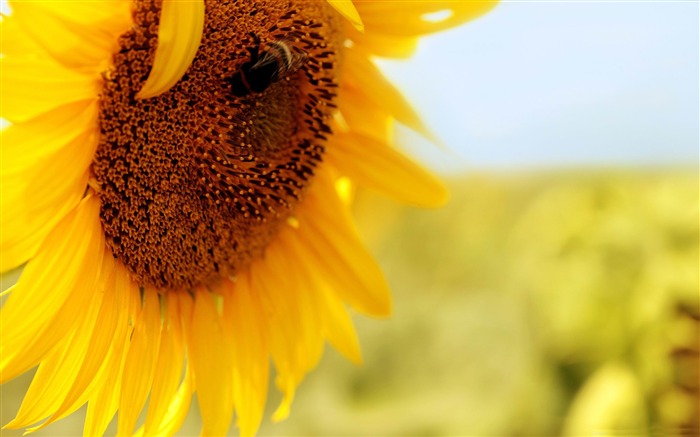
left=137, top=0, right=205, bottom=99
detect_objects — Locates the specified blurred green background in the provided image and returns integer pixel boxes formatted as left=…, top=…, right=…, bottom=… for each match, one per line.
left=3, top=169, right=697, bottom=436
left=256, top=170, right=699, bottom=436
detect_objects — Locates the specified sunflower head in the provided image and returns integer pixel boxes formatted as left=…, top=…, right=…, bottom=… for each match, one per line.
left=1, top=1, right=498, bottom=435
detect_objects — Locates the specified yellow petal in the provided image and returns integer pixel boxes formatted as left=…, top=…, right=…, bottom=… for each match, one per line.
left=346, top=27, right=418, bottom=58
left=188, top=288, right=234, bottom=436
left=6, top=347, right=72, bottom=431
left=83, top=266, right=140, bottom=437
left=1, top=101, right=98, bottom=270
left=266, top=240, right=326, bottom=373
left=38, top=258, right=122, bottom=429
left=1, top=100, right=98, bottom=174
left=247, top=244, right=324, bottom=422
left=1, top=54, right=100, bottom=123
left=9, top=1, right=132, bottom=71
left=138, top=369, right=194, bottom=437
left=327, top=131, right=449, bottom=207
left=222, top=278, right=269, bottom=437
left=281, top=262, right=325, bottom=374
left=355, top=1, right=498, bottom=37
left=293, top=170, right=392, bottom=317
left=143, top=295, right=186, bottom=436
left=0, top=13, right=43, bottom=57
left=0, top=195, right=104, bottom=382
left=117, top=289, right=162, bottom=436
left=136, top=294, right=195, bottom=437
left=338, top=90, right=392, bottom=141
left=327, top=0, right=364, bottom=32
left=84, top=335, right=129, bottom=437
left=137, top=0, right=205, bottom=99
left=8, top=258, right=113, bottom=430
left=1, top=171, right=89, bottom=273
left=277, top=230, right=362, bottom=364
left=6, top=346, right=70, bottom=430
left=318, top=284, right=363, bottom=364
left=342, top=47, right=437, bottom=143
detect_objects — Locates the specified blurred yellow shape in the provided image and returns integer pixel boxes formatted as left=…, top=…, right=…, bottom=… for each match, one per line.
left=563, top=362, right=647, bottom=435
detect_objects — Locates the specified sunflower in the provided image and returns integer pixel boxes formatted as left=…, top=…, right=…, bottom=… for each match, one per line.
left=1, top=1, right=496, bottom=435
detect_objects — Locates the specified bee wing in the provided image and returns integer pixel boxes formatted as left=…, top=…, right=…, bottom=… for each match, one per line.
left=250, top=50, right=279, bottom=71
left=250, top=42, right=308, bottom=80
left=287, top=46, right=308, bottom=72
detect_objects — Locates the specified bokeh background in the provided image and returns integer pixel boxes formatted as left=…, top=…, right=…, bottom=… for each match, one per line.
left=2, top=1, right=698, bottom=436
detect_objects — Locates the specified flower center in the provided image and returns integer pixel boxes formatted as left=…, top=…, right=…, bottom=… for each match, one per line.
left=93, top=0, right=342, bottom=290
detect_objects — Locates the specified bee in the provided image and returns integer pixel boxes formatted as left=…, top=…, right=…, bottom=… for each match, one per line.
left=228, top=36, right=308, bottom=97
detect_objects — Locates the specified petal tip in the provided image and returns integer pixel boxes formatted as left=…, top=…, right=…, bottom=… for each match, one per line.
left=328, top=0, right=364, bottom=33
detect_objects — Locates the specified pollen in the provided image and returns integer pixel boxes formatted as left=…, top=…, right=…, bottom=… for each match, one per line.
left=93, top=0, right=342, bottom=290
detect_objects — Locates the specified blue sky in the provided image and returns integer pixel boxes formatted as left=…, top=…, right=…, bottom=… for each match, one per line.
left=376, top=1, right=699, bottom=171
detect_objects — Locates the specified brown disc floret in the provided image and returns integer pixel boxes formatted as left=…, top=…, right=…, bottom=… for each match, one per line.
left=93, top=0, right=343, bottom=290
